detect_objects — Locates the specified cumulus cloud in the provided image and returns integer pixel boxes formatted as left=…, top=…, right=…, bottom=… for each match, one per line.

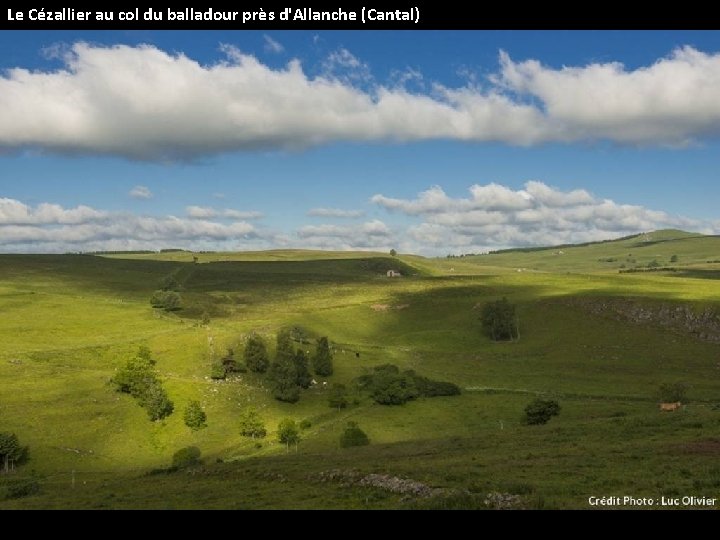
left=186, top=206, right=264, bottom=220
left=297, top=220, right=393, bottom=250
left=307, top=208, right=366, bottom=219
left=263, top=35, right=284, bottom=54
left=0, top=198, right=263, bottom=253
left=129, top=186, right=153, bottom=199
left=373, top=182, right=716, bottom=253
left=3, top=43, right=720, bottom=160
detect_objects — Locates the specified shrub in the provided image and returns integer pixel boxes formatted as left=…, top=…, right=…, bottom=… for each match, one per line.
left=139, top=381, right=175, bottom=421
left=172, top=446, right=201, bottom=469
left=184, top=401, right=207, bottom=431
left=657, top=382, right=688, bottom=403
left=150, top=291, right=182, bottom=312
left=299, top=419, right=312, bottom=430
left=340, top=422, right=370, bottom=448
left=0, top=477, right=40, bottom=500
left=523, top=399, right=561, bottom=425
left=159, top=275, right=181, bottom=292
left=671, top=254, right=679, bottom=263
left=210, top=362, right=227, bottom=380
left=0, top=433, right=28, bottom=472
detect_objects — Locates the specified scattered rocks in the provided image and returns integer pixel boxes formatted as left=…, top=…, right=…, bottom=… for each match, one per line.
left=484, top=491, right=524, bottom=510
left=312, top=469, right=442, bottom=499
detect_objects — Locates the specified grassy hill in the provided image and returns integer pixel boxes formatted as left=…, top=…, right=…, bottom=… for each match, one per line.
left=1, top=233, right=720, bottom=509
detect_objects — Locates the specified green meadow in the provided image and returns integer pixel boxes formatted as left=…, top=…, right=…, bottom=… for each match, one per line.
left=1, top=230, right=720, bottom=509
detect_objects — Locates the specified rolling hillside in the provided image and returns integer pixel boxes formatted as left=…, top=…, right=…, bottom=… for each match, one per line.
left=1, top=232, right=720, bottom=509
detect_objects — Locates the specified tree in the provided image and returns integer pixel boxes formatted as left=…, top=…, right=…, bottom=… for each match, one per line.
left=657, top=382, right=688, bottom=403
left=172, top=446, right=201, bottom=469
left=244, top=334, right=270, bottom=374
left=328, top=383, right=349, bottom=410
left=293, top=349, right=313, bottom=389
left=312, top=337, right=334, bottom=377
left=523, top=398, right=561, bottom=425
left=340, top=422, right=370, bottom=448
left=277, top=419, right=300, bottom=453
left=670, top=254, right=679, bottom=263
left=160, top=275, right=181, bottom=292
left=210, top=362, right=227, bottom=380
left=111, top=346, right=157, bottom=396
left=269, top=356, right=301, bottom=403
left=239, top=408, right=267, bottom=439
left=390, top=249, right=398, bottom=257
left=0, top=433, right=28, bottom=473
left=480, top=298, right=519, bottom=341
left=184, top=401, right=207, bottom=431
left=140, top=381, right=175, bottom=421
left=275, top=329, right=295, bottom=361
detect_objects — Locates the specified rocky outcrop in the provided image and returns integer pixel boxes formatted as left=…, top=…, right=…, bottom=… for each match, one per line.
left=561, top=298, right=720, bottom=343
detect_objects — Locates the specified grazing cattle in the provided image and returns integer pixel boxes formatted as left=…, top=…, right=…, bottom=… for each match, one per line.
left=660, top=402, right=682, bottom=412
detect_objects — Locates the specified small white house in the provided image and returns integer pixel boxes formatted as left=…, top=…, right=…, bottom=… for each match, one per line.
left=387, top=270, right=402, bottom=278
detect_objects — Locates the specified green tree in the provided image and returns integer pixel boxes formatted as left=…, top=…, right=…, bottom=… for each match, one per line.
left=277, top=419, right=300, bottom=453
left=172, top=446, right=201, bottom=469
left=293, top=349, right=313, bottom=389
left=139, top=381, right=175, bottom=421
left=339, top=421, right=370, bottom=448
left=657, top=382, right=688, bottom=403
left=184, top=400, right=207, bottom=431
left=328, top=383, right=349, bottom=410
left=480, top=298, right=519, bottom=341
left=523, top=398, right=561, bottom=425
left=275, top=329, right=295, bottom=361
left=670, top=254, right=679, bottom=263
left=111, top=346, right=157, bottom=396
left=160, top=275, right=181, bottom=292
left=312, top=337, right=334, bottom=377
left=0, top=433, right=28, bottom=473
left=239, top=408, right=267, bottom=439
left=210, top=362, right=227, bottom=380
left=371, top=367, right=419, bottom=405
left=269, top=356, right=301, bottom=403
left=244, top=334, right=270, bottom=374
left=390, top=249, right=398, bottom=257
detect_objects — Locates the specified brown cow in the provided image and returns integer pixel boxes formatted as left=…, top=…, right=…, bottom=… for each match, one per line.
left=659, top=402, right=682, bottom=412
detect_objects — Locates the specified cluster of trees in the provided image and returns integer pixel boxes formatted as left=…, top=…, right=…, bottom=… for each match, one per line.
left=111, top=346, right=174, bottom=421
left=215, top=330, right=335, bottom=405
left=0, top=433, right=28, bottom=473
left=150, top=275, right=183, bottom=312
left=356, top=364, right=461, bottom=406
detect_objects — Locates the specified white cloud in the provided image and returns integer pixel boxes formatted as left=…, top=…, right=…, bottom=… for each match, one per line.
left=373, top=182, right=715, bottom=253
left=0, top=198, right=264, bottom=253
left=129, top=186, right=153, bottom=199
left=263, top=35, right=284, bottom=54
left=5, top=43, right=718, bottom=160
left=297, top=220, right=393, bottom=250
left=186, top=206, right=264, bottom=220
left=308, top=208, right=365, bottom=219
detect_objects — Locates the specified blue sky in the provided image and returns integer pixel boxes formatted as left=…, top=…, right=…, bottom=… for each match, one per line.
left=1, top=30, right=720, bottom=254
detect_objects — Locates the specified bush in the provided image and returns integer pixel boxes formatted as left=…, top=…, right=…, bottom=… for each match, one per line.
left=357, top=365, right=460, bottom=406
left=480, top=297, right=519, bottom=341
left=210, top=362, right=227, bottom=380
left=160, top=275, right=181, bottom=292
left=340, top=422, right=370, bottom=448
left=657, top=382, right=688, bottom=403
left=523, top=398, right=561, bottom=425
left=150, top=291, right=182, bottom=312
left=0, top=477, right=40, bottom=500
left=139, top=381, right=175, bottom=421
left=671, top=254, right=679, bottom=263
left=172, top=446, right=201, bottom=469
left=184, top=401, right=207, bottom=431
left=299, top=419, right=312, bottom=430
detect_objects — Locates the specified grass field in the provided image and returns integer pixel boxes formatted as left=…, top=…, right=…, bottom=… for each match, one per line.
left=1, top=230, right=720, bottom=509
